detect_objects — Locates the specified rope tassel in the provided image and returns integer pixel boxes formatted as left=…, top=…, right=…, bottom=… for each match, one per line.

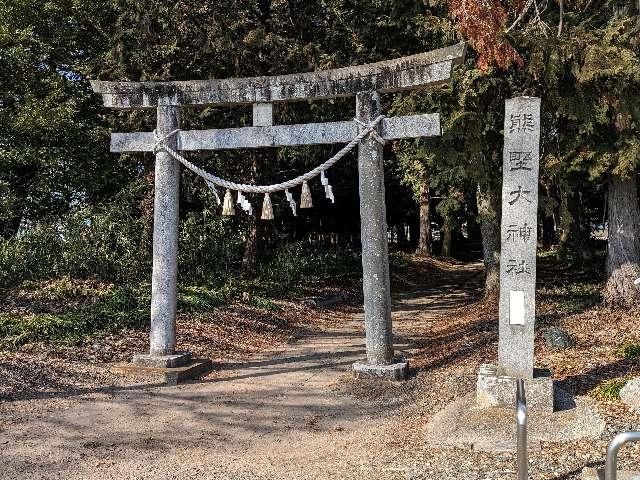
left=261, top=193, right=274, bottom=220
left=300, top=181, right=313, bottom=209
left=222, top=189, right=236, bottom=216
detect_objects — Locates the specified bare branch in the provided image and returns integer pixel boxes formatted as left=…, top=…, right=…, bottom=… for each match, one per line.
left=505, top=0, right=534, bottom=33
left=557, top=0, right=564, bottom=37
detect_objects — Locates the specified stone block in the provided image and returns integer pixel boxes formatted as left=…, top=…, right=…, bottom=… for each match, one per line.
left=620, top=377, right=640, bottom=414
left=132, top=351, right=192, bottom=368
left=112, top=358, right=213, bottom=386
left=476, top=363, right=553, bottom=413
left=352, top=360, right=408, bottom=381
left=425, top=391, right=604, bottom=452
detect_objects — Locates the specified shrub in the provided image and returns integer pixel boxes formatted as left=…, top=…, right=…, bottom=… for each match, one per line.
left=0, top=284, right=149, bottom=349
left=178, top=210, right=245, bottom=283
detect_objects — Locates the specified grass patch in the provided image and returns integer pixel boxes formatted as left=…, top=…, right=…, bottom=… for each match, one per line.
left=0, top=284, right=149, bottom=349
left=177, top=286, right=225, bottom=312
left=591, top=378, right=628, bottom=400
left=620, top=343, right=640, bottom=360
left=248, top=296, right=282, bottom=311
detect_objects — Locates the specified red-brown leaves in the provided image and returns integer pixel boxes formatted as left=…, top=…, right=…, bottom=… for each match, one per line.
left=448, top=0, right=524, bottom=71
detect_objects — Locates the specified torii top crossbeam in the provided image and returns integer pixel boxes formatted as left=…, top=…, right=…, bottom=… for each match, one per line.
left=91, top=43, right=465, bottom=108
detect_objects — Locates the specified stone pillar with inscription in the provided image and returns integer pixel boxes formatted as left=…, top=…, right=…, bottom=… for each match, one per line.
left=476, top=97, right=553, bottom=412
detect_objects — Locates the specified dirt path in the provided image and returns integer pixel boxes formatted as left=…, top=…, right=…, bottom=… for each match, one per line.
left=1, top=262, right=483, bottom=480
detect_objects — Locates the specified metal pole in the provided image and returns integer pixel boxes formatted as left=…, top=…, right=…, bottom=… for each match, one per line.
left=605, top=431, right=640, bottom=480
left=517, top=378, right=528, bottom=480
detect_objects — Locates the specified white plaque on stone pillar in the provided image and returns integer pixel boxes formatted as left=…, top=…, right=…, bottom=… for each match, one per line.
left=497, top=96, right=541, bottom=380
left=509, top=290, right=525, bottom=326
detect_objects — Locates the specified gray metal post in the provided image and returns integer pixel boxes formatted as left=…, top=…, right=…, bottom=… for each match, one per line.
left=605, top=431, right=640, bottom=480
left=516, top=379, right=528, bottom=480
left=149, top=104, right=181, bottom=356
left=356, top=90, right=393, bottom=366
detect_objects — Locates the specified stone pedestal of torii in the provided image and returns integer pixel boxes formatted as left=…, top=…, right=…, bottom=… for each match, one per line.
left=91, top=43, right=466, bottom=381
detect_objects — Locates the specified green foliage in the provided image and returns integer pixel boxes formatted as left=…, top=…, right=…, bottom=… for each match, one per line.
left=177, top=286, right=225, bottom=312
left=248, top=296, right=282, bottom=312
left=178, top=211, right=245, bottom=284
left=0, top=184, right=151, bottom=289
left=257, top=242, right=362, bottom=296
left=591, top=378, right=628, bottom=400
left=620, top=343, right=640, bottom=360
left=0, top=283, right=148, bottom=349
left=389, top=251, right=413, bottom=270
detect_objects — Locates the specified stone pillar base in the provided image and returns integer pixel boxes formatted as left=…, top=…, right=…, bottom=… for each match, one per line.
left=113, top=356, right=213, bottom=385
left=132, top=351, right=192, bottom=368
left=352, top=360, right=408, bottom=381
left=476, top=363, right=554, bottom=413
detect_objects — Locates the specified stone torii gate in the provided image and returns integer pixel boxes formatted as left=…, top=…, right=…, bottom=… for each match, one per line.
left=91, top=43, right=465, bottom=381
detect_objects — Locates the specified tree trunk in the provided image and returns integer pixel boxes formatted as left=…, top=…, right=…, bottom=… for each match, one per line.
left=605, top=174, right=640, bottom=305
left=441, top=223, right=452, bottom=257
left=558, top=189, right=594, bottom=261
left=541, top=214, right=556, bottom=248
left=396, top=223, right=408, bottom=246
left=477, top=186, right=501, bottom=297
left=416, top=182, right=431, bottom=256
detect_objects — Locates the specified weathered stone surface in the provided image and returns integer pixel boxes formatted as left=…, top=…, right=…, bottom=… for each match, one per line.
left=620, top=377, right=640, bottom=413
left=164, top=359, right=214, bottom=386
left=356, top=91, right=393, bottom=366
left=543, top=326, right=575, bottom=349
left=476, top=364, right=553, bottom=413
left=497, top=96, right=541, bottom=379
left=426, top=389, right=605, bottom=452
left=352, top=360, right=408, bottom=381
left=149, top=104, right=180, bottom=356
left=252, top=102, right=273, bottom=127
left=132, top=351, right=192, bottom=368
left=114, top=357, right=213, bottom=385
left=91, top=43, right=466, bottom=108
left=109, top=114, right=441, bottom=152
left=582, top=468, right=640, bottom=480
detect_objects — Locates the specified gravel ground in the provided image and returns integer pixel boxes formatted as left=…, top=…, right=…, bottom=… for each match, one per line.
left=1, top=257, right=640, bottom=479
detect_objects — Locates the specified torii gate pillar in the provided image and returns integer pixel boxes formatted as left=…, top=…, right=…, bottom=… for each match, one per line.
left=355, top=91, right=394, bottom=368
left=133, top=105, right=192, bottom=368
